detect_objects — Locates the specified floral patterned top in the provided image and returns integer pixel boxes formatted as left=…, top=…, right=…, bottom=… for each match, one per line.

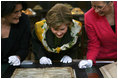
left=35, top=19, right=82, bottom=53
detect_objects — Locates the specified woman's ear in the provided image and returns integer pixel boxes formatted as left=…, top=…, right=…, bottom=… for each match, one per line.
left=109, top=1, right=114, bottom=6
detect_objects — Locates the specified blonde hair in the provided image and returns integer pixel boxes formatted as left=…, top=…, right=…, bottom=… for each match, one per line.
left=46, top=3, right=73, bottom=29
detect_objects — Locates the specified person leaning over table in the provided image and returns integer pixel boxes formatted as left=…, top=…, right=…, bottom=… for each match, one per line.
left=1, top=1, right=31, bottom=70
left=32, top=3, right=82, bottom=65
left=78, top=1, right=117, bottom=69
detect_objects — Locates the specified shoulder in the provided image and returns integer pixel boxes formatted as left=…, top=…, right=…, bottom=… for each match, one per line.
left=35, top=20, right=47, bottom=33
left=72, top=19, right=82, bottom=35
left=19, top=13, right=29, bottom=22
left=18, top=13, right=30, bottom=28
left=34, top=20, right=47, bottom=41
left=85, top=8, right=96, bottom=19
left=16, top=13, right=30, bottom=31
left=85, top=8, right=100, bottom=24
left=35, top=20, right=46, bottom=27
left=114, top=1, right=117, bottom=10
left=114, top=1, right=117, bottom=6
left=72, top=19, right=82, bottom=27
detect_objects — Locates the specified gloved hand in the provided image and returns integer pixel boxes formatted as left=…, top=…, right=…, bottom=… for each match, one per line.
left=78, top=60, right=93, bottom=69
left=8, top=55, right=21, bottom=66
left=60, top=55, right=72, bottom=63
left=39, top=56, right=52, bottom=65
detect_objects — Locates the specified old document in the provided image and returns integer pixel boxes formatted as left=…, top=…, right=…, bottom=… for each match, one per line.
left=99, top=62, right=117, bottom=78
left=11, top=67, right=76, bottom=78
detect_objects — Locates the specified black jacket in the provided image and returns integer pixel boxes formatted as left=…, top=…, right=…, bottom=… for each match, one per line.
left=32, top=28, right=81, bottom=60
left=1, top=13, right=31, bottom=63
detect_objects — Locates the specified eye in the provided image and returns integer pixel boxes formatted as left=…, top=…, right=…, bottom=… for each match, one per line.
left=92, top=5, right=104, bottom=9
left=97, top=6, right=103, bottom=9
left=14, top=10, right=22, bottom=14
left=54, top=28, right=58, bottom=31
left=60, top=28, right=65, bottom=30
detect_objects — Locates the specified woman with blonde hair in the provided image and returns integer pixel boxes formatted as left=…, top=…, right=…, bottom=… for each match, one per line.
left=32, top=3, right=82, bottom=65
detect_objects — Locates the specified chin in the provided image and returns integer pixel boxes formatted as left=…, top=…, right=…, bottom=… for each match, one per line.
left=56, top=36, right=63, bottom=38
left=12, top=20, right=20, bottom=24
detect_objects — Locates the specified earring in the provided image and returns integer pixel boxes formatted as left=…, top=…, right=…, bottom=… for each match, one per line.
left=2, top=18, right=6, bottom=21
left=1, top=17, right=6, bottom=23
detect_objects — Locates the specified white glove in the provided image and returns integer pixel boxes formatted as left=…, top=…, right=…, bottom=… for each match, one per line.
left=39, top=56, right=52, bottom=65
left=8, top=56, right=21, bottom=66
left=78, top=60, right=93, bottom=69
left=60, top=55, right=72, bottom=63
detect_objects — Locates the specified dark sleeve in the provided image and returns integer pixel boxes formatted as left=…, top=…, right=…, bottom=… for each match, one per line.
left=66, top=36, right=82, bottom=59
left=32, top=29, right=47, bottom=60
left=16, top=13, right=31, bottom=61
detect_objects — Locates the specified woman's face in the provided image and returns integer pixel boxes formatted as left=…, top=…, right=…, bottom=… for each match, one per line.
left=91, top=1, right=113, bottom=16
left=5, top=4, right=22, bottom=24
left=51, top=24, right=68, bottom=38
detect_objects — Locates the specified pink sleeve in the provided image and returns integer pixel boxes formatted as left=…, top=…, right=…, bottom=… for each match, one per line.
left=85, top=15, right=100, bottom=64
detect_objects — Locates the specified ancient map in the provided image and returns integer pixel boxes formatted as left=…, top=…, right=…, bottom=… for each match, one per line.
left=11, top=67, right=76, bottom=78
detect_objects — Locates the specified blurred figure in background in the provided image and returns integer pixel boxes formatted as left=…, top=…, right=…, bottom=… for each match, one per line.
left=79, top=1, right=117, bottom=69
left=1, top=1, right=31, bottom=75
left=32, top=3, right=82, bottom=65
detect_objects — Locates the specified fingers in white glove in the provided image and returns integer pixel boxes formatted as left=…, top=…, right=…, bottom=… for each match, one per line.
left=60, top=55, right=72, bottom=63
left=79, top=60, right=88, bottom=68
left=8, top=56, right=20, bottom=66
left=9, top=56, right=17, bottom=64
left=40, top=57, right=52, bottom=65
left=79, top=60, right=93, bottom=69
left=60, top=57, right=64, bottom=62
left=8, top=56, right=14, bottom=64
left=13, top=60, right=20, bottom=66
left=82, top=65, right=87, bottom=68
left=47, top=58, right=52, bottom=64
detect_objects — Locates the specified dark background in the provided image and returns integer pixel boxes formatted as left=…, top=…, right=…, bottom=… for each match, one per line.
left=26, top=1, right=91, bottom=21
left=26, top=1, right=91, bottom=12
left=25, top=1, right=91, bottom=59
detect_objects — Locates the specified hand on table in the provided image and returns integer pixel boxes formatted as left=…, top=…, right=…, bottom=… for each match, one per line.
left=39, top=56, right=52, bottom=65
left=60, top=55, right=72, bottom=63
left=78, top=60, right=93, bottom=69
left=8, top=55, right=21, bottom=66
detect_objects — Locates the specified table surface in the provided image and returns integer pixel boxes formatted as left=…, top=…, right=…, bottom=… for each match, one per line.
left=1, top=60, right=111, bottom=78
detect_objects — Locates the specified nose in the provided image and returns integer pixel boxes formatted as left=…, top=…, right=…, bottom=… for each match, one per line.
left=95, top=8, right=100, bottom=13
left=57, top=32, right=62, bottom=36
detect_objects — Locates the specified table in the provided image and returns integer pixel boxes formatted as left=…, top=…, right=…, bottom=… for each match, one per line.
left=1, top=60, right=110, bottom=78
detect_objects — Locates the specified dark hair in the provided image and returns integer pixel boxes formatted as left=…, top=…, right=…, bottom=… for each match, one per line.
left=104, top=1, right=111, bottom=4
left=1, top=1, right=27, bottom=17
left=46, top=3, right=72, bottom=28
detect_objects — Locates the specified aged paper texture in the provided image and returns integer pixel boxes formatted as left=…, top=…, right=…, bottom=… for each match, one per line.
left=11, top=67, right=76, bottom=78
left=99, top=62, right=117, bottom=78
